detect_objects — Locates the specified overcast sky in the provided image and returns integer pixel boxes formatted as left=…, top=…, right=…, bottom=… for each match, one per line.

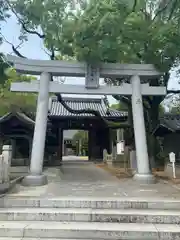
left=1, top=15, right=180, bottom=106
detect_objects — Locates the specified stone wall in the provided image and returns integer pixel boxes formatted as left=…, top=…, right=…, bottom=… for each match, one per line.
left=11, top=158, right=29, bottom=166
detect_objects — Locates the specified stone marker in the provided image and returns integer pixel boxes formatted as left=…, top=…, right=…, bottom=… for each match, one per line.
left=2, top=145, right=12, bottom=183
left=0, top=155, right=3, bottom=184
left=106, top=154, right=113, bottom=167
left=112, top=146, right=117, bottom=162
left=130, top=150, right=137, bottom=172
left=103, top=149, right=107, bottom=163
left=0, top=145, right=12, bottom=193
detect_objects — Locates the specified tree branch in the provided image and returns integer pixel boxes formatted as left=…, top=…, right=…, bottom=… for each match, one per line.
left=168, top=0, right=178, bottom=21
left=50, top=47, right=55, bottom=60
left=56, top=94, right=107, bottom=120
left=153, top=0, right=173, bottom=21
left=12, top=45, right=26, bottom=58
left=132, top=0, right=137, bottom=12
left=5, top=0, right=45, bottom=38
left=143, top=96, right=153, bottom=108
left=21, top=22, right=45, bottom=38
left=0, top=33, right=26, bottom=58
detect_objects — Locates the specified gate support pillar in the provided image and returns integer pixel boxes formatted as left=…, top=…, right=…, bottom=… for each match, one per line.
left=57, top=128, right=63, bottom=164
left=131, top=75, right=156, bottom=184
left=22, top=72, right=50, bottom=186
left=88, top=130, right=96, bottom=161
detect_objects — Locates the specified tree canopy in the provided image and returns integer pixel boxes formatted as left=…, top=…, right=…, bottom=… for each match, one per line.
left=165, top=95, right=180, bottom=114
left=0, top=69, right=37, bottom=116
left=62, top=0, right=180, bottom=74
left=2, top=0, right=180, bottom=122
left=0, top=1, right=10, bottom=84
left=7, top=0, right=180, bottom=74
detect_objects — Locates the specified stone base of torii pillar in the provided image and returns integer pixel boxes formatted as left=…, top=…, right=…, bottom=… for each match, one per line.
left=133, top=173, right=156, bottom=184
left=22, top=175, right=47, bottom=186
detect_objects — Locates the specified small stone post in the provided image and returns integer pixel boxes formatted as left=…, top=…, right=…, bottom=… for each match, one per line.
left=103, top=149, right=107, bottom=163
left=0, top=155, right=4, bottom=184
left=10, top=139, right=16, bottom=159
left=2, top=145, right=12, bottom=183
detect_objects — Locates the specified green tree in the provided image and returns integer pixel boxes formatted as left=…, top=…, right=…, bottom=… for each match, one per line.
left=59, top=0, right=180, bottom=161
left=73, top=131, right=88, bottom=143
left=111, top=102, right=128, bottom=111
left=0, top=69, right=37, bottom=115
left=0, top=0, right=10, bottom=37
left=4, top=0, right=180, bottom=162
left=0, top=54, right=9, bottom=85
left=166, top=95, right=180, bottom=114
left=5, top=0, right=80, bottom=57
left=72, top=130, right=88, bottom=155
left=157, top=0, right=180, bottom=21
left=159, top=104, right=166, bottom=116
left=0, top=1, right=10, bottom=84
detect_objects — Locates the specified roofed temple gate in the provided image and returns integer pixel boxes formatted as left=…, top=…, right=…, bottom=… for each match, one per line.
left=48, top=96, right=128, bottom=163
left=7, top=55, right=166, bottom=186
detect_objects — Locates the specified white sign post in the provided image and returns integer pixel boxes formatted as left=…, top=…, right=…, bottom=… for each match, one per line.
left=169, top=152, right=176, bottom=179
left=117, top=140, right=125, bottom=155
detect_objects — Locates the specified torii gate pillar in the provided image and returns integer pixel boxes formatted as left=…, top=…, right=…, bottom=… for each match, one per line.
left=22, top=72, right=50, bottom=186
left=131, top=75, right=155, bottom=183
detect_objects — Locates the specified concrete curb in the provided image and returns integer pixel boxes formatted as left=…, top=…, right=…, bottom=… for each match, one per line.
left=0, top=221, right=178, bottom=239
left=0, top=176, right=23, bottom=194
left=1, top=197, right=180, bottom=210
left=0, top=208, right=180, bottom=224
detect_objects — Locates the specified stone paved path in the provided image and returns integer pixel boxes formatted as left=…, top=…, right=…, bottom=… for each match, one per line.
left=7, top=160, right=180, bottom=199
left=60, top=160, right=117, bottom=182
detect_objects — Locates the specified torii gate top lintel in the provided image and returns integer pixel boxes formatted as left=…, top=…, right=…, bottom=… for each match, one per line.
left=7, top=54, right=162, bottom=78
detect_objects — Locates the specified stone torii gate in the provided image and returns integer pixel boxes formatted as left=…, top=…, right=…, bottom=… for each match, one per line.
left=7, top=55, right=166, bottom=186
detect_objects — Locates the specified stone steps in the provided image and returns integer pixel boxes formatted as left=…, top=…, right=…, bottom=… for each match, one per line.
left=0, top=221, right=179, bottom=240
left=1, top=197, right=180, bottom=210
left=0, top=239, right=107, bottom=240
left=1, top=197, right=180, bottom=239
left=0, top=207, right=180, bottom=224
left=0, top=239, right=100, bottom=240
left=0, top=239, right=99, bottom=240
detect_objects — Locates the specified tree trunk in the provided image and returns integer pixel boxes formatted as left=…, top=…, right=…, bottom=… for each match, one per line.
left=146, top=102, right=160, bottom=169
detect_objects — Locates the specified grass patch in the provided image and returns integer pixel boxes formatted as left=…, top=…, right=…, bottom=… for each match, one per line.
left=96, top=164, right=180, bottom=183
left=154, top=171, right=180, bottom=184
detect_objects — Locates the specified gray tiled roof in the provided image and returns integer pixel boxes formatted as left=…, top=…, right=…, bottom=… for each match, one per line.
left=0, top=112, right=34, bottom=126
left=153, top=114, right=180, bottom=136
left=160, top=115, right=180, bottom=131
left=48, top=96, right=128, bottom=118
